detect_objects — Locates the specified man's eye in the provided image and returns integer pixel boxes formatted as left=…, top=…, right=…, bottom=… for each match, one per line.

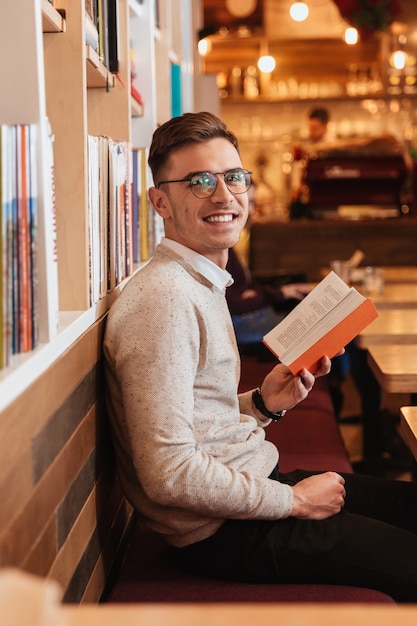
left=226, top=171, right=244, bottom=182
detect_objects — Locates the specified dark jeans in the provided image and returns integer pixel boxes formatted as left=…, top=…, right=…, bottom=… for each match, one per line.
left=171, top=469, right=417, bottom=603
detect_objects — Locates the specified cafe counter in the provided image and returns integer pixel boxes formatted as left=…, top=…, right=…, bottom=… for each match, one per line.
left=249, top=218, right=417, bottom=282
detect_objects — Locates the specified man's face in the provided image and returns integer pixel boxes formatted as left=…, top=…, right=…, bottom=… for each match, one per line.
left=307, top=118, right=327, bottom=142
left=149, top=137, right=249, bottom=268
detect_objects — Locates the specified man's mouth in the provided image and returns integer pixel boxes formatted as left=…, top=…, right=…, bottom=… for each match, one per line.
left=204, top=213, right=237, bottom=223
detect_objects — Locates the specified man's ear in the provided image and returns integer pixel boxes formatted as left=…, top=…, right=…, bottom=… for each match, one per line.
left=148, top=187, right=172, bottom=218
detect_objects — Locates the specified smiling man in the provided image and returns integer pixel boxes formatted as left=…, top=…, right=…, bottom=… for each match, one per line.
left=103, top=112, right=417, bottom=602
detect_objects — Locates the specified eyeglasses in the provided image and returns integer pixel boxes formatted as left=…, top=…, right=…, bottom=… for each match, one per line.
left=156, top=168, right=253, bottom=199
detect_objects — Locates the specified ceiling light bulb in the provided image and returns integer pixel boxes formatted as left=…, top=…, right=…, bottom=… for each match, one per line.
left=258, top=55, right=276, bottom=73
left=391, top=50, right=407, bottom=70
left=198, top=38, right=212, bottom=56
left=289, top=2, right=309, bottom=22
left=344, top=27, right=358, bottom=45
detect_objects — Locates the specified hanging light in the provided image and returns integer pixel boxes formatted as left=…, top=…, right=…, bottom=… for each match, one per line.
left=344, top=27, right=358, bottom=45
left=258, top=55, right=276, bottom=73
left=390, top=33, right=408, bottom=70
left=197, top=38, right=212, bottom=56
left=390, top=50, right=407, bottom=70
left=289, top=2, right=309, bottom=22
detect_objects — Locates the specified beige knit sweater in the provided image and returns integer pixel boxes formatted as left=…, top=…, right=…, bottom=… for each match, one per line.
left=103, top=241, right=293, bottom=547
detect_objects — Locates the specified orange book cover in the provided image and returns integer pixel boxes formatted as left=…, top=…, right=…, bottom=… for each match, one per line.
left=283, top=298, right=378, bottom=374
left=263, top=271, right=378, bottom=375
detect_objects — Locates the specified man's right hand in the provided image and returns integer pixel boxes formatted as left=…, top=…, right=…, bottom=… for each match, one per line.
left=290, top=471, right=346, bottom=519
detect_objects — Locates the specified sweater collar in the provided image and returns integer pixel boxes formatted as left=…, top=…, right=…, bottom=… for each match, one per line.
left=161, top=237, right=233, bottom=291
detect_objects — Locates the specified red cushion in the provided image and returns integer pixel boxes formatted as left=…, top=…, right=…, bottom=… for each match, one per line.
left=105, top=525, right=394, bottom=604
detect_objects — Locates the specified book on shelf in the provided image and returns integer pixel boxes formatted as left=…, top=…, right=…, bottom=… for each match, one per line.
left=17, top=124, right=33, bottom=353
left=131, top=83, right=143, bottom=106
left=85, top=10, right=99, bottom=52
left=107, top=0, right=119, bottom=72
left=87, top=135, right=135, bottom=304
left=38, top=117, right=59, bottom=343
left=87, top=134, right=100, bottom=305
left=131, top=148, right=140, bottom=264
left=0, top=123, right=41, bottom=369
left=262, top=270, right=379, bottom=375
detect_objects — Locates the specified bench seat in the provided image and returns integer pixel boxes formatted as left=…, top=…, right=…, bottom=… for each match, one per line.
left=104, top=355, right=394, bottom=605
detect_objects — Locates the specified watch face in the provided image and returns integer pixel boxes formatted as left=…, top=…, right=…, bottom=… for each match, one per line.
left=225, top=0, right=257, bottom=18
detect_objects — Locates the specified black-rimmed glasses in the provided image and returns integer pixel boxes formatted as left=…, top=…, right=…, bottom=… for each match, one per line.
left=156, top=168, right=253, bottom=199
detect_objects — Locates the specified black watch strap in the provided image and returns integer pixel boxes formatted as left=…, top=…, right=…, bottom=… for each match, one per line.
left=252, top=387, right=287, bottom=421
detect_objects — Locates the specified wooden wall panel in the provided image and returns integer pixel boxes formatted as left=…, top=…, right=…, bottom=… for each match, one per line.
left=0, top=315, right=133, bottom=603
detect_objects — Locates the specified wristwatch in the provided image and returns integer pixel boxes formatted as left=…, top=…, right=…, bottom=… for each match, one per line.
left=252, top=387, right=287, bottom=421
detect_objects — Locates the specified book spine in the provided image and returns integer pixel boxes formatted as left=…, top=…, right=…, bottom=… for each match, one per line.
left=28, top=125, right=39, bottom=349
left=131, top=148, right=139, bottom=263
left=37, top=117, right=59, bottom=343
left=17, top=124, right=32, bottom=353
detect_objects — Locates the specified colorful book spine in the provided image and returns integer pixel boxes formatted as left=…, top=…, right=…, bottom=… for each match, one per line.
left=0, top=123, right=39, bottom=368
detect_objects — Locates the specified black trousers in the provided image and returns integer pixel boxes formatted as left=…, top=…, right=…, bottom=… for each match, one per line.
left=171, top=469, right=417, bottom=603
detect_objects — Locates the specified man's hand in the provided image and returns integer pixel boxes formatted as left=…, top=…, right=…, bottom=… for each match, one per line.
left=257, top=353, right=344, bottom=414
left=280, top=283, right=312, bottom=301
left=291, top=472, right=346, bottom=519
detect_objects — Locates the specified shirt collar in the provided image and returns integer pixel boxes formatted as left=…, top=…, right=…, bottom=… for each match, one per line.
left=161, top=237, right=233, bottom=291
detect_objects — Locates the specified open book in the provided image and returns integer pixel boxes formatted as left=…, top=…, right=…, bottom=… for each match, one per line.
left=263, top=271, right=378, bottom=375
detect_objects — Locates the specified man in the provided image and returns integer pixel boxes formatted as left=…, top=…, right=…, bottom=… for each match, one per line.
left=306, top=107, right=329, bottom=144
left=104, top=112, right=417, bottom=602
left=290, top=107, right=331, bottom=218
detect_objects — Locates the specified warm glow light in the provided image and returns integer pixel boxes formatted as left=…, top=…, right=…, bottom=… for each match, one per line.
left=391, top=50, right=407, bottom=70
left=344, top=27, right=358, bottom=45
left=289, top=2, right=309, bottom=22
left=198, top=38, right=212, bottom=56
left=257, top=55, right=276, bottom=73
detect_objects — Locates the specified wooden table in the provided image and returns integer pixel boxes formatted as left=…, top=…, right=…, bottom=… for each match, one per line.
left=356, top=309, right=417, bottom=348
left=350, top=265, right=417, bottom=284
left=61, top=603, right=417, bottom=626
left=400, top=406, right=417, bottom=462
left=363, top=283, right=417, bottom=309
left=367, top=345, right=417, bottom=394
left=353, top=311, right=417, bottom=465
left=322, top=265, right=417, bottom=284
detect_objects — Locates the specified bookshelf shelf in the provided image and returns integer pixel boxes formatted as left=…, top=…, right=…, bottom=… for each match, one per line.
left=41, top=0, right=66, bottom=33
left=86, top=45, right=115, bottom=89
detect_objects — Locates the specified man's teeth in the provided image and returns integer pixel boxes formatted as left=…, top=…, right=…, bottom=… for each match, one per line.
left=205, top=214, right=234, bottom=223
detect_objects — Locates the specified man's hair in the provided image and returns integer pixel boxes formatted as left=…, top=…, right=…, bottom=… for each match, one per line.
left=148, top=111, right=240, bottom=185
left=308, top=108, right=329, bottom=125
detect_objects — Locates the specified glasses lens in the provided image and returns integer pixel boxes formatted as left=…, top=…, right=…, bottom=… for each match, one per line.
left=190, top=172, right=217, bottom=198
left=224, top=169, right=251, bottom=194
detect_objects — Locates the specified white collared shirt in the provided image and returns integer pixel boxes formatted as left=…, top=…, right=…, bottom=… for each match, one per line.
left=161, top=236, right=233, bottom=291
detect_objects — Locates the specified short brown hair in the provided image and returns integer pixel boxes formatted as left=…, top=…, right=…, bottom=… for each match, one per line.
left=308, top=108, right=329, bottom=125
left=148, top=111, right=240, bottom=185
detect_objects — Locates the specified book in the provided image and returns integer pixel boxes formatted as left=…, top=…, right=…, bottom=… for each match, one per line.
left=107, top=0, right=119, bottom=72
left=262, top=270, right=378, bottom=375
left=37, top=117, right=59, bottom=343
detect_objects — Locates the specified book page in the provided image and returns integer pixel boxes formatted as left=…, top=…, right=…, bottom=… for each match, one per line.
left=263, top=271, right=365, bottom=363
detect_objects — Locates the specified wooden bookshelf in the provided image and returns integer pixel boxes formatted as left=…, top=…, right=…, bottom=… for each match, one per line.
left=0, top=0, right=195, bottom=383
left=0, top=0, right=195, bottom=603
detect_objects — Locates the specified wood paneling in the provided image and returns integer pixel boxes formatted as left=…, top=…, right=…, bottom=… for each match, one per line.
left=0, top=315, right=133, bottom=603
